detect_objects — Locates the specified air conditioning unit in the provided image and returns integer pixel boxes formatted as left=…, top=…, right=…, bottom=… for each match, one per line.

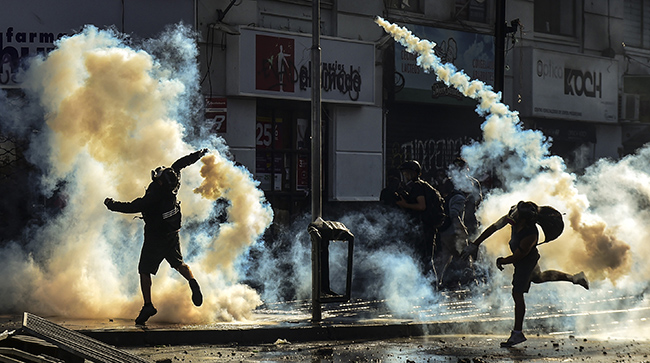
left=621, top=93, right=640, bottom=121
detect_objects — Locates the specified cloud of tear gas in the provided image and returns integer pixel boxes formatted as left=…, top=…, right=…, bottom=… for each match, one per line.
left=193, top=153, right=274, bottom=276
left=375, top=17, right=632, bottom=286
left=0, top=23, right=271, bottom=323
left=241, top=207, right=445, bottom=319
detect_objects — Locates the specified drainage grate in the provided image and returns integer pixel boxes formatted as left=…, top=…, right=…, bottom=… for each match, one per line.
left=22, top=312, right=151, bottom=363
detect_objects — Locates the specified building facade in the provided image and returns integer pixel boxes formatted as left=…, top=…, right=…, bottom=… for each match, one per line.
left=2, top=0, right=650, bottom=224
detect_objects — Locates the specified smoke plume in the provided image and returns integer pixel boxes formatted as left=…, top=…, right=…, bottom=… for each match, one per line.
left=0, top=24, right=272, bottom=323
left=362, top=18, right=650, bottom=336
left=375, top=16, right=631, bottom=284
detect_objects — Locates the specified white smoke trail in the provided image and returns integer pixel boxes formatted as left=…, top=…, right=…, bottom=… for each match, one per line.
left=0, top=24, right=272, bottom=323
left=375, top=16, right=630, bottom=284
left=374, top=17, right=650, bottom=333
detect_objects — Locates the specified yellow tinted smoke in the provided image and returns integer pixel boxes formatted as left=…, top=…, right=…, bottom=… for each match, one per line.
left=193, top=154, right=274, bottom=275
left=10, top=26, right=271, bottom=322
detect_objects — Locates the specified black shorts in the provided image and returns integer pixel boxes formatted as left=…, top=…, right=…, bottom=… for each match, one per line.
left=138, top=231, right=184, bottom=275
left=512, top=262, right=541, bottom=294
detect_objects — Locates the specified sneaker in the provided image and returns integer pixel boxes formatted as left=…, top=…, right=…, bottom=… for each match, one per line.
left=573, top=271, right=589, bottom=290
left=135, top=304, right=157, bottom=325
left=500, top=330, right=527, bottom=347
left=190, top=279, right=203, bottom=307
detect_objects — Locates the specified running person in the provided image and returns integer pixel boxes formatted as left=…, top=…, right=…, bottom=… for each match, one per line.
left=462, top=201, right=589, bottom=347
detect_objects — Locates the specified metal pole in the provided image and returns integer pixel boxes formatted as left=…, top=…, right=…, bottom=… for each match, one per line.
left=310, top=0, right=322, bottom=322
left=494, top=0, right=506, bottom=94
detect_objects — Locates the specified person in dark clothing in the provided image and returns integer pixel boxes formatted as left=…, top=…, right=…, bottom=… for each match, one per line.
left=380, top=168, right=402, bottom=207
left=452, top=157, right=482, bottom=239
left=104, top=148, right=208, bottom=325
left=396, top=160, right=438, bottom=273
left=461, top=201, right=589, bottom=347
left=435, top=178, right=473, bottom=289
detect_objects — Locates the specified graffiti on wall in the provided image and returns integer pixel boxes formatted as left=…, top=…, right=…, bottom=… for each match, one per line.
left=388, top=135, right=473, bottom=174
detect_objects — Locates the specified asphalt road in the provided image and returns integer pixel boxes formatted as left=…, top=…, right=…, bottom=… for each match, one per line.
left=121, top=333, right=650, bottom=363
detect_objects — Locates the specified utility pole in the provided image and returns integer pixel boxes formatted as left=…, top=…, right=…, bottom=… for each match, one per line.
left=310, top=0, right=322, bottom=323
left=494, top=0, right=506, bottom=94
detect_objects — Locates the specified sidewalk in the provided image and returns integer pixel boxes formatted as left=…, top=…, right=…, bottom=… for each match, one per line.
left=4, top=289, right=648, bottom=348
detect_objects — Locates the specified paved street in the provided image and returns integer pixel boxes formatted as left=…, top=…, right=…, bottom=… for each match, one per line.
left=3, top=286, right=650, bottom=362
left=122, top=334, right=650, bottom=362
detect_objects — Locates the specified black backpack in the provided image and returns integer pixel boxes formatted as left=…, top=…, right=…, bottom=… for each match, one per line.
left=419, top=180, right=445, bottom=228
left=537, top=205, right=564, bottom=243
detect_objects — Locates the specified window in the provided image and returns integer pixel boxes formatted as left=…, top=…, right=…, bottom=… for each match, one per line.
left=455, top=0, right=488, bottom=23
left=386, top=0, right=424, bottom=13
left=534, top=0, right=576, bottom=37
left=256, top=100, right=311, bottom=217
left=624, top=0, right=650, bottom=48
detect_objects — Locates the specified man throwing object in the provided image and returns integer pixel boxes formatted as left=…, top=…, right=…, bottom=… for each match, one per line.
left=105, top=148, right=208, bottom=325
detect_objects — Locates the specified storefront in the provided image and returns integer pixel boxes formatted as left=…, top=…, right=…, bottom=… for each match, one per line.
left=513, top=47, right=620, bottom=163
left=0, top=0, right=195, bottom=89
left=221, top=27, right=381, bottom=220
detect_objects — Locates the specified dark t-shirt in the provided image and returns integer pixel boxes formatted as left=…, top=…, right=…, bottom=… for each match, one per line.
left=509, top=223, right=540, bottom=268
left=403, top=179, right=426, bottom=220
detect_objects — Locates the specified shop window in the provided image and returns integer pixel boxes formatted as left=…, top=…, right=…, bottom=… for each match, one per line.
left=386, top=0, right=424, bottom=13
left=256, top=102, right=311, bottom=217
left=534, top=0, right=576, bottom=37
left=455, top=0, right=488, bottom=23
left=624, top=0, right=650, bottom=48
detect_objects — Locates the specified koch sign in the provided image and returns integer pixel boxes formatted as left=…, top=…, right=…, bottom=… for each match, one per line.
left=231, top=27, right=375, bottom=104
left=528, top=48, right=618, bottom=123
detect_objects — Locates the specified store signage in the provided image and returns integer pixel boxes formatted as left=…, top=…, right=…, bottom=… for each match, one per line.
left=526, top=48, right=617, bottom=123
left=0, top=0, right=194, bottom=89
left=205, top=97, right=227, bottom=133
left=0, top=27, right=66, bottom=87
left=233, top=27, right=375, bottom=104
left=393, top=24, right=495, bottom=105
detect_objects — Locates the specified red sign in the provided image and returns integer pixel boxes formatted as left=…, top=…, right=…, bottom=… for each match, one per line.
left=205, top=97, right=227, bottom=133
left=255, top=116, right=282, bottom=149
left=255, top=34, right=295, bottom=93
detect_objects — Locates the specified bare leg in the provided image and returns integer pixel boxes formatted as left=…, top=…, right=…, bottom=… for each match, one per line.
left=140, top=273, right=153, bottom=305
left=531, top=270, right=573, bottom=283
left=531, top=270, right=589, bottom=289
left=135, top=273, right=158, bottom=325
left=174, top=263, right=203, bottom=306
left=512, top=292, right=525, bottom=331
left=174, top=263, right=195, bottom=281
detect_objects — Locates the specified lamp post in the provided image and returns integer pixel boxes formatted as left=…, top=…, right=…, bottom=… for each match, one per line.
left=310, top=0, right=322, bottom=323
left=494, top=0, right=506, bottom=94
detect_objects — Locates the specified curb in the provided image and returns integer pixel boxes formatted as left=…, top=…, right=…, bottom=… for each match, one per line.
left=79, top=319, right=512, bottom=347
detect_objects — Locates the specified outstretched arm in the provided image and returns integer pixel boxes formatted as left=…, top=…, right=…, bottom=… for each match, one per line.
left=104, top=196, right=148, bottom=214
left=473, top=214, right=510, bottom=246
left=460, top=214, right=510, bottom=259
left=171, top=148, right=209, bottom=173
